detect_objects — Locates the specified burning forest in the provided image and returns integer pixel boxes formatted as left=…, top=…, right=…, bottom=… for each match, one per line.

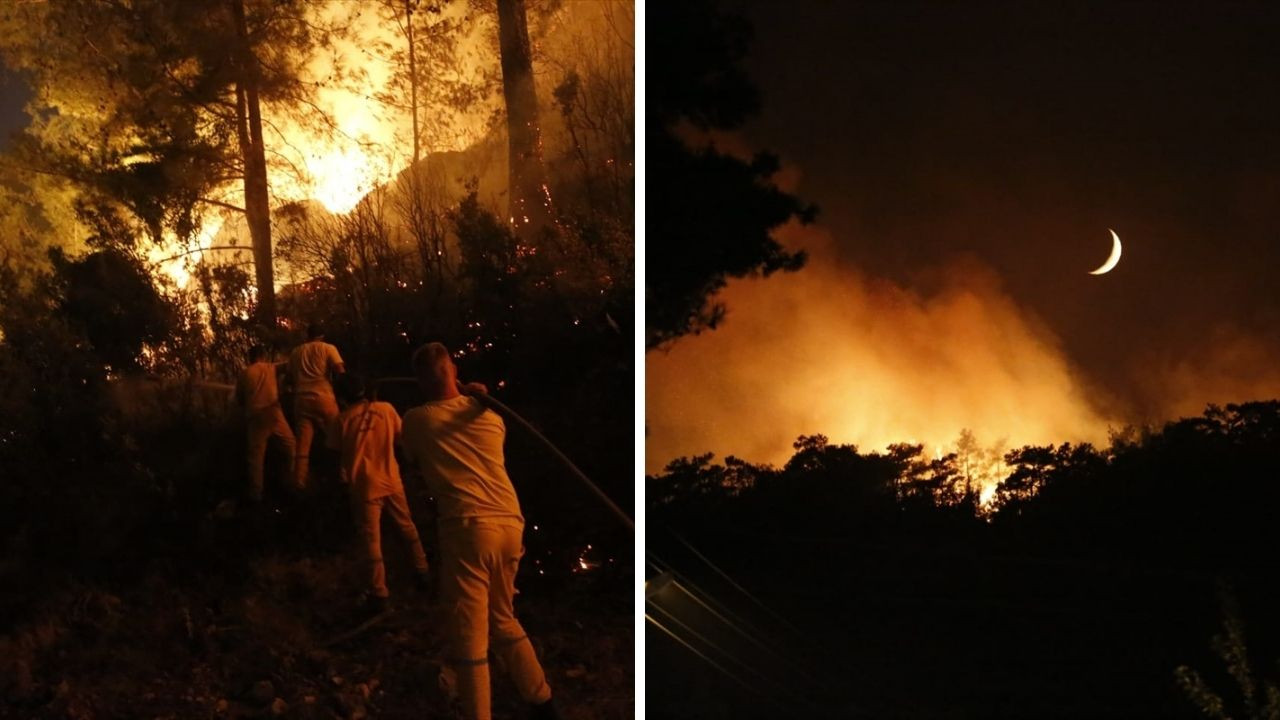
left=0, top=1, right=632, bottom=718
left=646, top=1, right=1280, bottom=718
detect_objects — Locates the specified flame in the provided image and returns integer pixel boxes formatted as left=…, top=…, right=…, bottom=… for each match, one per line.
left=302, top=146, right=391, bottom=215
left=127, top=0, right=503, bottom=289
left=262, top=1, right=498, bottom=215
left=146, top=216, right=226, bottom=289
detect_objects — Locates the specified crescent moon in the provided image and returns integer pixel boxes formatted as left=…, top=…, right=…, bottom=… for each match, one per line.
left=1089, top=229, right=1122, bottom=275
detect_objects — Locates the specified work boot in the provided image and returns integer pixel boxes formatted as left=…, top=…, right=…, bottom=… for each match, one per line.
left=528, top=697, right=562, bottom=720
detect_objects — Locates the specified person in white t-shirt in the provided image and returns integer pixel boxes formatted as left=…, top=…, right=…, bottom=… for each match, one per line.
left=327, top=374, right=429, bottom=612
left=402, top=343, right=560, bottom=720
left=287, top=323, right=345, bottom=488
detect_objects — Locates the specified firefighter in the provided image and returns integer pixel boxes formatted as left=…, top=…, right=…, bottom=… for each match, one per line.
left=328, top=374, right=430, bottom=612
left=287, top=323, right=345, bottom=488
left=236, top=344, right=295, bottom=503
left=402, top=342, right=561, bottom=720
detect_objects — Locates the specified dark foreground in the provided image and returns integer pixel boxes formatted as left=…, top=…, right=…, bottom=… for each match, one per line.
left=647, top=403, right=1280, bottom=718
left=1, top=495, right=632, bottom=720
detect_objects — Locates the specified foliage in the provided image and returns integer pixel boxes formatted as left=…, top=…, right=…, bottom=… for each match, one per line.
left=1176, top=587, right=1280, bottom=720
left=544, top=0, right=635, bottom=223
left=649, top=402, right=1280, bottom=716
left=0, top=246, right=163, bottom=583
left=646, top=0, right=814, bottom=349
left=0, top=0, right=334, bottom=317
left=371, top=0, right=502, bottom=156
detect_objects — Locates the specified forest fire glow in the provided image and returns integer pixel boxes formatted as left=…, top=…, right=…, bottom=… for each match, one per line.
left=148, top=217, right=226, bottom=289
left=141, top=0, right=503, bottom=282
left=264, top=1, right=498, bottom=215
left=646, top=223, right=1117, bottom=495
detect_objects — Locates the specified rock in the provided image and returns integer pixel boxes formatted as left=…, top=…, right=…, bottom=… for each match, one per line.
left=349, top=705, right=368, bottom=720
left=303, top=695, right=316, bottom=704
left=356, top=683, right=370, bottom=700
left=215, top=698, right=229, bottom=713
left=330, top=676, right=344, bottom=687
left=565, top=665, right=587, bottom=679
left=250, top=680, right=275, bottom=705
left=270, top=697, right=288, bottom=715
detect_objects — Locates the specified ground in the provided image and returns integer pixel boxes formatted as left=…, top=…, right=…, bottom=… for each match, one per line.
left=1, top=498, right=633, bottom=720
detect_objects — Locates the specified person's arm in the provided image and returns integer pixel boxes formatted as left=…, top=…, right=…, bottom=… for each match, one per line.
left=458, top=381, right=488, bottom=396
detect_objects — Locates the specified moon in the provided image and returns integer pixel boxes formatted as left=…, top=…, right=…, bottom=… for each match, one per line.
left=1089, top=229, right=1123, bottom=275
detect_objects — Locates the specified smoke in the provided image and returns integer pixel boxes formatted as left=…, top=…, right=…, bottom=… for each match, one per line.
left=1130, top=329, right=1280, bottom=422
left=645, top=223, right=1119, bottom=473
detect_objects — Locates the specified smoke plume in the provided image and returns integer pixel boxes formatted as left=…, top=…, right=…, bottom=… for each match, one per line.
left=646, top=224, right=1118, bottom=473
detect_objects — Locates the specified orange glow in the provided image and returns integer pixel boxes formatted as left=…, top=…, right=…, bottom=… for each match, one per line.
left=646, top=223, right=1117, bottom=498
left=265, top=1, right=499, bottom=214
left=146, top=217, right=226, bottom=289
left=138, top=0, right=503, bottom=287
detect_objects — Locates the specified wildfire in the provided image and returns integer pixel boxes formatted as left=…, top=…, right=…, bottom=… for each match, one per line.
left=646, top=224, right=1116, bottom=483
left=139, top=0, right=503, bottom=288
left=147, top=216, right=226, bottom=289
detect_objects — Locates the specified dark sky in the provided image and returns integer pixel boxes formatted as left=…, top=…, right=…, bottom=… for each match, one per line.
left=738, top=0, right=1280, bottom=418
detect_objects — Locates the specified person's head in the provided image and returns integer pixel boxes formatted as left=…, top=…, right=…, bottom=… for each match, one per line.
left=411, top=342, right=457, bottom=399
left=248, top=344, right=267, bottom=363
left=307, top=323, right=325, bottom=341
left=335, top=373, right=367, bottom=405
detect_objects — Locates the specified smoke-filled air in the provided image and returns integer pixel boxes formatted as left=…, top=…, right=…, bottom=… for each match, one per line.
left=646, top=223, right=1115, bottom=481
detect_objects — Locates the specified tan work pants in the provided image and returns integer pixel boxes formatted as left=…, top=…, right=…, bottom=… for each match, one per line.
left=246, top=405, right=295, bottom=501
left=354, top=490, right=430, bottom=598
left=292, top=392, right=338, bottom=489
left=441, top=521, right=552, bottom=720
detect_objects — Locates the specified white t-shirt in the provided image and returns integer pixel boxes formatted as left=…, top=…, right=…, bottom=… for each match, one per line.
left=328, top=400, right=403, bottom=500
left=288, top=340, right=343, bottom=397
left=402, top=396, right=524, bottom=528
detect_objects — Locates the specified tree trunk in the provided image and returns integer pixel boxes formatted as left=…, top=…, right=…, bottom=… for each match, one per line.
left=230, top=0, right=276, bottom=324
left=496, top=0, right=552, bottom=238
left=405, top=0, right=420, bottom=165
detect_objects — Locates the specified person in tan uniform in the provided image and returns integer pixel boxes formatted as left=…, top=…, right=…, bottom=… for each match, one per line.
left=327, top=375, right=430, bottom=612
left=288, top=324, right=345, bottom=489
left=402, top=343, right=560, bottom=720
left=236, top=345, right=295, bottom=503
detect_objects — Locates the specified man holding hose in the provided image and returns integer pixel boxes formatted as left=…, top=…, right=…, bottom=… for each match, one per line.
left=402, top=342, right=561, bottom=720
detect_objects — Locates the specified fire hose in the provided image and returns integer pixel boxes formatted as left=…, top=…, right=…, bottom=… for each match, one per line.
left=189, top=374, right=634, bottom=532
left=375, top=376, right=634, bottom=533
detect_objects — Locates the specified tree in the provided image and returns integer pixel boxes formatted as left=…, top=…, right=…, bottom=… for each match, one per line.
left=496, top=0, right=554, bottom=237
left=373, top=0, right=498, bottom=160
left=545, top=0, right=635, bottom=221
left=0, top=0, right=330, bottom=324
left=647, top=0, right=815, bottom=349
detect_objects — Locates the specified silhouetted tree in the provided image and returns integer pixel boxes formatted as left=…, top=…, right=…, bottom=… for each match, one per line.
left=647, top=0, right=815, bottom=349
left=496, top=0, right=553, bottom=237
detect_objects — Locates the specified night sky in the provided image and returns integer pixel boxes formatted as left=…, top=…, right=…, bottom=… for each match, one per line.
left=648, top=1, right=1280, bottom=470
